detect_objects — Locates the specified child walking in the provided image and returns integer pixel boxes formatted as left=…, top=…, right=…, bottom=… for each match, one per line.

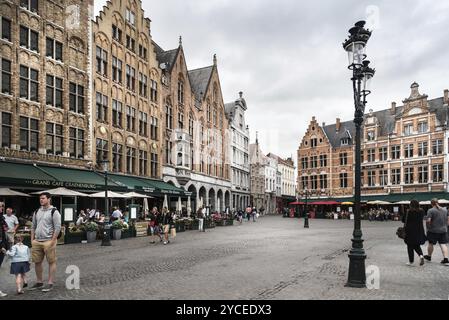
left=4, top=235, right=30, bottom=294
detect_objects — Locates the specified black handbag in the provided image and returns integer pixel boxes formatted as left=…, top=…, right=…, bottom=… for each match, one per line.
left=396, top=212, right=409, bottom=239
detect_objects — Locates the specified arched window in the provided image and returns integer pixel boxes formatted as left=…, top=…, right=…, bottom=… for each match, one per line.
left=165, top=105, right=173, bottom=129
left=178, top=80, right=184, bottom=104
left=207, top=103, right=211, bottom=123
left=213, top=107, right=217, bottom=126
left=189, top=112, right=194, bottom=136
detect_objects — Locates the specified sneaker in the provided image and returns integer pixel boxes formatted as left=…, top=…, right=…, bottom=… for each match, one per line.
left=17, top=290, right=25, bottom=295
left=41, top=284, right=53, bottom=292
left=406, top=262, right=414, bottom=266
left=150, top=241, right=155, bottom=244
left=28, top=283, right=44, bottom=291
left=420, top=257, right=425, bottom=266
left=424, top=255, right=432, bottom=262
left=440, top=258, right=449, bottom=265
left=163, top=241, right=167, bottom=245
left=0, top=291, right=7, bottom=298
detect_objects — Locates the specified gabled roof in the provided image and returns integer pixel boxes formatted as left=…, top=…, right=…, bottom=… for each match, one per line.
left=322, top=120, right=356, bottom=148
left=152, top=41, right=179, bottom=73
left=322, top=96, right=447, bottom=148
left=267, top=153, right=295, bottom=168
left=188, top=66, right=214, bottom=102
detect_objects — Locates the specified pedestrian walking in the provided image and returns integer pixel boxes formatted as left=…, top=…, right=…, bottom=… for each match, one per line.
left=197, top=207, right=204, bottom=232
left=161, top=208, right=172, bottom=245
left=237, top=210, right=243, bottom=225
left=424, top=199, right=449, bottom=265
left=246, top=206, right=251, bottom=222
left=252, top=207, right=257, bottom=222
left=149, top=207, right=162, bottom=244
left=29, top=192, right=61, bottom=292
left=0, top=203, right=10, bottom=297
left=402, top=200, right=426, bottom=266
left=4, top=234, right=30, bottom=294
left=4, top=208, right=19, bottom=246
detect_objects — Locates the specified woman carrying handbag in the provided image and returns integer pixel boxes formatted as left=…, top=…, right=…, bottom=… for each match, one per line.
left=400, top=200, right=426, bottom=266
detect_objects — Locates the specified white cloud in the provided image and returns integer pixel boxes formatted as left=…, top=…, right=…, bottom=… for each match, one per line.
left=94, top=0, right=449, bottom=169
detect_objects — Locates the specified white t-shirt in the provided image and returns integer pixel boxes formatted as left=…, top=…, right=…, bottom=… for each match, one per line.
left=4, top=214, right=19, bottom=231
left=112, top=210, right=123, bottom=218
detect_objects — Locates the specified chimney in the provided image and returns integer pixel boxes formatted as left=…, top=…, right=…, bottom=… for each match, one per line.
left=444, top=89, right=449, bottom=104
left=336, top=118, right=341, bottom=132
left=312, top=116, right=316, bottom=122
left=322, top=122, right=326, bottom=128
left=391, top=102, right=397, bottom=115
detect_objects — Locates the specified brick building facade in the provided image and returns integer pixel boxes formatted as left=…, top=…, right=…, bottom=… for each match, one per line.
left=0, top=0, right=92, bottom=167
left=297, top=83, right=449, bottom=201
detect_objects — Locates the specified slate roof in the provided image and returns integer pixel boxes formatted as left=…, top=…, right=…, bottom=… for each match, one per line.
left=152, top=41, right=179, bottom=72
left=224, top=102, right=235, bottom=119
left=322, top=97, right=447, bottom=148
left=188, top=66, right=214, bottom=102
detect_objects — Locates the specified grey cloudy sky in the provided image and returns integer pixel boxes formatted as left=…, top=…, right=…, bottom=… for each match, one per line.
left=95, top=0, right=449, bottom=167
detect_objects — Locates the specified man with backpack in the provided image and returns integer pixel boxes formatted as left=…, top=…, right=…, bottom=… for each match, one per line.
left=0, top=203, right=9, bottom=297
left=29, top=192, right=61, bottom=292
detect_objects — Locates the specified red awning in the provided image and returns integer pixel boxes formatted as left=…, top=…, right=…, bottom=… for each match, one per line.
left=289, top=201, right=306, bottom=205
left=308, top=201, right=340, bottom=205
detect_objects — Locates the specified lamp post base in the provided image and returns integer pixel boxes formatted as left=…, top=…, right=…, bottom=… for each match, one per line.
left=101, top=224, right=112, bottom=247
left=346, top=246, right=366, bottom=288
left=304, top=218, right=309, bottom=229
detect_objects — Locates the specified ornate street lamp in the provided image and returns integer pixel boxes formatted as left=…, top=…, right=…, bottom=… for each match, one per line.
left=101, top=159, right=111, bottom=246
left=342, top=21, right=375, bottom=288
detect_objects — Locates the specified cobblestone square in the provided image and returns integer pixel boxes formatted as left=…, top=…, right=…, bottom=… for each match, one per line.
left=1, top=216, right=448, bottom=300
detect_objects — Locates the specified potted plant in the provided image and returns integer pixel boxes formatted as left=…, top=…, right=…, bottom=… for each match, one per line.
left=111, top=220, right=124, bottom=240
left=85, top=222, right=99, bottom=243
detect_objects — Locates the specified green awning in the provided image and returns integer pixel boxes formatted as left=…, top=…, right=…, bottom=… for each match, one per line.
left=107, top=174, right=193, bottom=197
left=0, top=162, right=56, bottom=188
left=0, top=161, right=124, bottom=191
left=108, top=174, right=156, bottom=192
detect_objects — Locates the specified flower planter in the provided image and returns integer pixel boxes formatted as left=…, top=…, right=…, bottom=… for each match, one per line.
left=64, top=231, right=86, bottom=244
left=176, top=221, right=186, bottom=232
left=225, top=219, right=234, bottom=226
left=86, top=231, right=97, bottom=243
left=215, top=220, right=225, bottom=226
left=112, top=229, right=122, bottom=240
left=121, top=227, right=136, bottom=239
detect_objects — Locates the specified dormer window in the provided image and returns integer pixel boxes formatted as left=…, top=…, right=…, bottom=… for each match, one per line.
left=367, top=131, right=375, bottom=141
left=341, top=138, right=350, bottom=146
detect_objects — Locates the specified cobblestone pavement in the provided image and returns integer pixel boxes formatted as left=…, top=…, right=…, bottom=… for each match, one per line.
left=1, top=216, right=449, bottom=300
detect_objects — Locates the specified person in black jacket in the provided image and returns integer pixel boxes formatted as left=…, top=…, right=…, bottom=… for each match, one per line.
left=160, top=208, right=173, bottom=245
left=403, top=200, right=426, bottom=266
left=1, top=203, right=10, bottom=297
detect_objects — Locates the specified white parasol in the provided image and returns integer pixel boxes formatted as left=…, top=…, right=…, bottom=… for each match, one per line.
left=187, top=196, right=192, bottom=217
left=89, top=191, right=129, bottom=198
left=163, top=194, right=168, bottom=210
left=32, top=187, right=88, bottom=197
left=0, top=188, right=30, bottom=197
left=123, top=192, right=153, bottom=198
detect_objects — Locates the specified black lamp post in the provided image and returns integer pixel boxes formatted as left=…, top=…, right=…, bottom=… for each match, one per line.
left=101, top=159, right=111, bottom=246
left=343, top=21, right=375, bottom=288
left=303, top=189, right=310, bottom=228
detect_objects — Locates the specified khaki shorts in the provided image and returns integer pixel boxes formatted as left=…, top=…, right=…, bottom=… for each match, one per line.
left=6, top=231, right=15, bottom=244
left=32, top=240, right=57, bottom=264
left=163, top=224, right=170, bottom=233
